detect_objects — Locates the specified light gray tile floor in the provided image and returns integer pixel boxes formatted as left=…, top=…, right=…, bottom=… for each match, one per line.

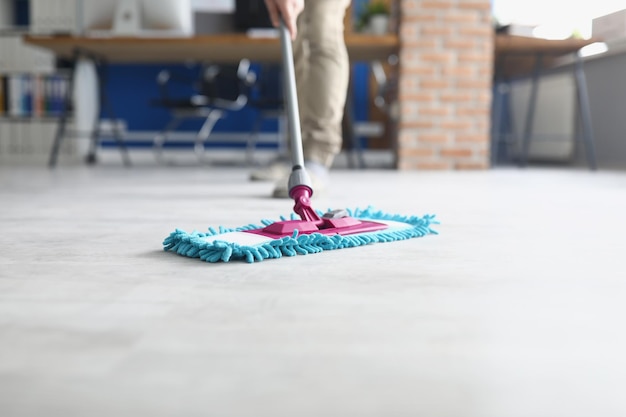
left=1, top=163, right=625, bottom=417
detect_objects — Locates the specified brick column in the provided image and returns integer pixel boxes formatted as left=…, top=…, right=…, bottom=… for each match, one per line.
left=396, top=0, right=493, bottom=170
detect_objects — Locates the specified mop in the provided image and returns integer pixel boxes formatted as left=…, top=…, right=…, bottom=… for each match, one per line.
left=163, top=18, right=438, bottom=263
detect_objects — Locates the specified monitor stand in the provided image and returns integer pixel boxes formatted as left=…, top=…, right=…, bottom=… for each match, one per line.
left=113, top=0, right=142, bottom=35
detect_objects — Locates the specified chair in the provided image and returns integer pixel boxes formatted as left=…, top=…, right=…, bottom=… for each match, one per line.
left=245, top=63, right=287, bottom=165
left=344, top=59, right=398, bottom=169
left=151, top=59, right=256, bottom=164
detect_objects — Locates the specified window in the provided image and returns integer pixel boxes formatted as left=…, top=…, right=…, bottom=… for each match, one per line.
left=492, top=0, right=625, bottom=39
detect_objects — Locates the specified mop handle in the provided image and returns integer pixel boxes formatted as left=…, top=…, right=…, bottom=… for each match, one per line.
left=278, top=17, right=305, bottom=169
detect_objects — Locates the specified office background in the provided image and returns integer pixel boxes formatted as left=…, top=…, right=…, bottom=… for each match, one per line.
left=3, top=0, right=376, bottom=152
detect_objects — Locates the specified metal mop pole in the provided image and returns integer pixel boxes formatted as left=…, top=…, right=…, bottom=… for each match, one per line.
left=278, top=17, right=314, bottom=199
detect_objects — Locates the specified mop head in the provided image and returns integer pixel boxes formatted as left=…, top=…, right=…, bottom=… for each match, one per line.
left=163, top=206, right=438, bottom=264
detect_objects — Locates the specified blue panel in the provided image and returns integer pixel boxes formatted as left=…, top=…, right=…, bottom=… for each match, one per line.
left=14, top=0, right=30, bottom=27
left=104, top=58, right=370, bottom=143
left=104, top=63, right=262, bottom=133
left=352, top=62, right=370, bottom=123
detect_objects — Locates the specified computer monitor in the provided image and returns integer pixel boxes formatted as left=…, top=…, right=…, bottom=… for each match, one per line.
left=82, top=0, right=193, bottom=36
left=234, top=0, right=273, bottom=31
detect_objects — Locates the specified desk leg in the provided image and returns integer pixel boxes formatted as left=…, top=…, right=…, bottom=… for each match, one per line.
left=520, top=54, right=543, bottom=167
left=48, top=59, right=76, bottom=168
left=491, top=81, right=509, bottom=167
left=573, top=53, right=597, bottom=170
left=87, top=60, right=131, bottom=166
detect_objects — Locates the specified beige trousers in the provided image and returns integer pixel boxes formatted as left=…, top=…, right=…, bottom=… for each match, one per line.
left=293, top=0, right=351, bottom=168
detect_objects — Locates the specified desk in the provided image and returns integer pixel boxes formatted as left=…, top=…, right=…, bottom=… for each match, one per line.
left=24, top=33, right=400, bottom=167
left=24, top=33, right=400, bottom=63
left=494, top=35, right=597, bottom=79
left=492, top=35, right=600, bottom=169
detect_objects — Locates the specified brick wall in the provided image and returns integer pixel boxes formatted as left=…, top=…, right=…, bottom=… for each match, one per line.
left=396, top=0, right=493, bottom=170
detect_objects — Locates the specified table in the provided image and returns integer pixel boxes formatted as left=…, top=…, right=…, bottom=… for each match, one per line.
left=494, top=35, right=598, bottom=79
left=24, top=33, right=400, bottom=168
left=24, top=33, right=400, bottom=64
left=492, top=35, right=600, bottom=169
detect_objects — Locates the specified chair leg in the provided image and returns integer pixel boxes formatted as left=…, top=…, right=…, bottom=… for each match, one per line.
left=246, top=112, right=264, bottom=166
left=194, top=110, right=224, bottom=163
left=99, top=88, right=131, bottom=167
left=86, top=112, right=102, bottom=165
left=153, top=116, right=182, bottom=164
left=49, top=101, right=71, bottom=168
left=277, top=112, right=288, bottom=157
left=49, top=59, right=76, bottom=168
left=342, top=74, right=366, bottom=169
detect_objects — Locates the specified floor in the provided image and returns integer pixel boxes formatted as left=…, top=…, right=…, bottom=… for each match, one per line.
left=1, top=159, right=625, bottom=417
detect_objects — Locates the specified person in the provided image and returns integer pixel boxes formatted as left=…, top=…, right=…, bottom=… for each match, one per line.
left=251, top=0, right=352, bottom=198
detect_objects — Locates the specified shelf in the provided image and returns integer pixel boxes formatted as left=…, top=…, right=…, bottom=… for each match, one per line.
left=0, top=115, right=70, bottom=121
left=0, top=28, right=31, bottom=36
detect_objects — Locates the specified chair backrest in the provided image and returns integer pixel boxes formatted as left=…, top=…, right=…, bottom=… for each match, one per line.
left=234, top=0, right=273, bottom=31
left=154, top=59, right=255, bottom=111
left=370, top=59, right=399, bottom=120
left=249, top=64, right=283, bottom=110
left=189, top=59, right=254, bottom=111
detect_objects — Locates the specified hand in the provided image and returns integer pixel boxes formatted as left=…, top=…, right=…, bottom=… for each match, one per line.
left=263, top=0, right=304, bottom=40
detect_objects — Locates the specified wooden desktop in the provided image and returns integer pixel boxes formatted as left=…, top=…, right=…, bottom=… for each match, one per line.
left=494, top=35, right=598, bottom=79
left=23, top=33, right=400, bottom=63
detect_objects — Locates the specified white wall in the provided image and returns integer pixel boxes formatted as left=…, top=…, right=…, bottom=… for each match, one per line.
left=508, top=74, right=576, bottom=162
left=577, top=49, right=626, bottom=169
left=0, top=0, right=14, bottom=29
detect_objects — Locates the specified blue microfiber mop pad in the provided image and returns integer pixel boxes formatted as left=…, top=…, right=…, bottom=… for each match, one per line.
left=163, top=207, right=438, bottom=264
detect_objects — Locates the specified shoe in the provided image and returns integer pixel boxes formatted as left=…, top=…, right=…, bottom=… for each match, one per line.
left=249, top=160, right=290, bottom=182
left=271, top=162, right=329, bottom=199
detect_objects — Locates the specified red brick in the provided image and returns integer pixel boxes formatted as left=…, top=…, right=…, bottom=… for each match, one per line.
left=455, top=161, right=490, bottom=170
left=398, top=92, right=436, bottom=102
left=421, top=1, right=454, bottom=9
left=419, top=133, right=449, bottom=143
left=416, top=161, right=454, bottom=170
left=441, top=147, right=473, bottom=158
left=440, top=120, right=473, bottom=131
left=399, top=120, right=435, bottom=129
left=457, top=134, right=489, bottom=143
left=399, top=147, right=436, bottom=157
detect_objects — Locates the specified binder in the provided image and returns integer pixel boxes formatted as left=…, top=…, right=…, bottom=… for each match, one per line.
left=32, top=75, right=44, bottom=117
left=0, top=75, right=6, bottom=115
left=8, top=75, right=22, bottom=117
left=0, top=36, right=6, bottom=72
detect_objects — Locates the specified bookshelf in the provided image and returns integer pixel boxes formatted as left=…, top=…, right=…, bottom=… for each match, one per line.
left=0, top=0, right=75, bottom=163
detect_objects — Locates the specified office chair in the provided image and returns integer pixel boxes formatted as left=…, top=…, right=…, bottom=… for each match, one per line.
left=344, top=59, right=398, bottom=169
left=245, top=63, right=287, bottom=165
left=152, top=59, right=256, bottom=164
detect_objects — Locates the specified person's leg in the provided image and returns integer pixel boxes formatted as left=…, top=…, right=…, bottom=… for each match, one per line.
left=250, top=10, right=309, bottom=183
left=267, top=0, right=350, bottom=197
left=299, top=0, right=351, bottom=169
left=294, top=10, right=309, bottom=131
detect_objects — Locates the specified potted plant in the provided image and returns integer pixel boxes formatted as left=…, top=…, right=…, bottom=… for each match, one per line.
left=358, top=1, right=390, bottom=34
